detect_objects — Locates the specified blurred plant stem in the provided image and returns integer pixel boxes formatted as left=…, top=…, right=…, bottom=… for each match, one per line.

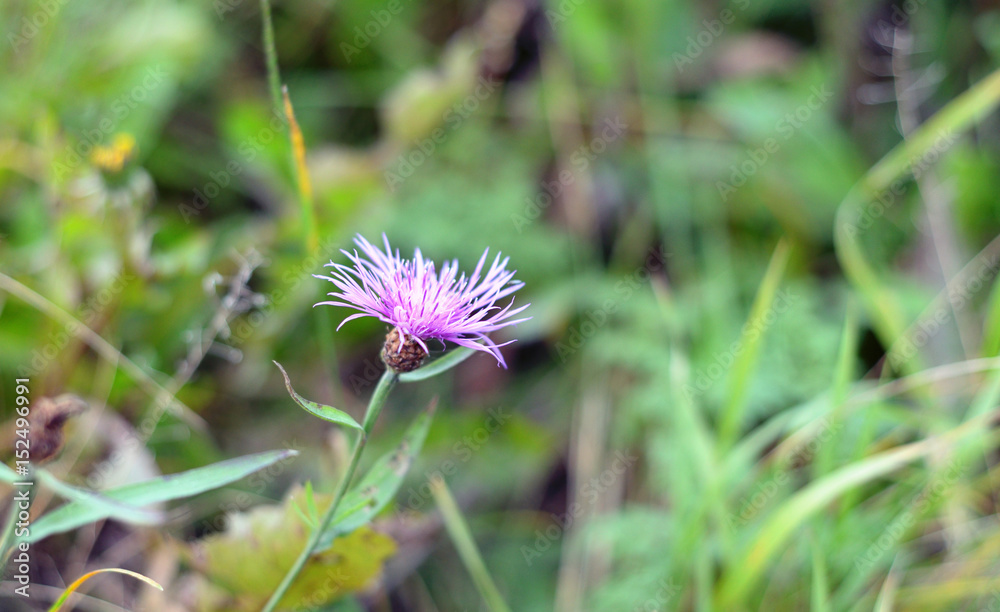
left=262, top=369, right=398, bottom=612
left=0, top=272, right=206, bottom=431
left=835, top=67, right=1000, bottom=373
left=259, top=0, right=282, bottom=114
left=430, top=475, right=513, bottom=612
left=48, top=568, right=163, bottom=612
left=282, top=85, right=320, bottom=254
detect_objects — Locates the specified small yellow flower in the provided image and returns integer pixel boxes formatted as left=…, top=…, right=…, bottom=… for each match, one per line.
left=90, top=133, right=137, bottom=173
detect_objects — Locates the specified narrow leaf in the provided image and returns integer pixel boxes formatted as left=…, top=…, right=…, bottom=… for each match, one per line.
left=49, top=568, right=162, bottom=612
left=716, top=438, right=938, bottom=607
left=304, top=480, right=319, bottom=524
left=0, top=462, right=20, bottom=484
left=872, top=557, right=902, bottom=612
left=835, top=68, right=1000, bottom=370
left=0, top=485, right=20, bottom=565
left=318, top=400, right=436, bottom=547
left=281, top=86, right=318, bottom=254
left=274, top=361, right=363, bottom=432
left=718, top=239, right=791, bottom=448
left=810, top=533, right=831, bottom=612
left=26, top=449, right=297, bottom=543
left=36, top=469, right=163, bottom=526
left=430, top=475, right=512, bottom=612
left=400, top=347, right=476, bottom=382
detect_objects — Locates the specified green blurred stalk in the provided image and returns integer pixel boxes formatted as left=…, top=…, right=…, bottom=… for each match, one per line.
left=835, top=68, right=1000, bottom=374
left=718, top=239, right=791, bottom=450
left=259, top=0, right=283, bottom=114
left=429, top=475, right=512, bottom=612
left=262, top=370, right=397, bottom=612
left=259, top=0, right=320, bottom=258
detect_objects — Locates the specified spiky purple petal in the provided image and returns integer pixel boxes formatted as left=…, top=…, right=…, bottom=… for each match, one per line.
left=314, top=234, right=530, bottom=368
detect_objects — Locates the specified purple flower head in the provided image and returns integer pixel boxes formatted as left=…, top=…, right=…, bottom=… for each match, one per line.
left=314, top=234, right=530, bottom=369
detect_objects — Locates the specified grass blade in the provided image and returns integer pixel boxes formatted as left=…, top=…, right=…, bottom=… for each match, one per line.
left=810, top=533, right=831, bottom=612
left=430, top=475, right=512, bottom=612
left=718, top=239, right=791, bottom=448
left=48, top=568, right=163, bottom=612
left=814, top=301, right=859, bottom=478
left=0, top=462, right=20, bottom=484
left=716, top=436, right=944, bottom=607
left=835, top=68, right=1000, bottom=368
left=281, top=85, right=319, bottom=254
left=258, top=0, right=282, bottom=114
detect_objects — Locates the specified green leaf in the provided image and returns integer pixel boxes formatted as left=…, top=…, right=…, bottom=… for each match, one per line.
left=810, top=533, right=831, bottom=612
left=835, top=68, right=1000, bottom=372
left=982, top=276, right=1000, bottom=357
left=0, top=463, right=20, bottom=484
left=274, top=361, right=363, bottom=432
left=399, top=347, right=476, bottom=382
left=0, top=484, right=20, bottom=565
left=26, top=449, right=298, bottom=543
left=35, top=469, right=163, bottom=526
left=187, top=486, right=395, bottom=611
left=291, top=481, right=319, bottom=529
left=430, top=475, right=512, bottom=612
left=318, top=400, right=437, bottom=548
left=715, top=437, right=944, bottom=607
left=718, top=239, right=791, bottom=448
left=304, top=480, right=319, bottom=523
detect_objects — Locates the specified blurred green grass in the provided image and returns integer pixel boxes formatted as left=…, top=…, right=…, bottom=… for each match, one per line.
left=4, top=0, right=1000, bottom=610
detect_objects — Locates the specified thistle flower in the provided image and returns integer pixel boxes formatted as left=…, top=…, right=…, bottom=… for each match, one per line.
left=315, top=234, right=530, bottom=372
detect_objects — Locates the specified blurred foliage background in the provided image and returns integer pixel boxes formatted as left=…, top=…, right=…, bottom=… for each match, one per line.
left=3, top=0, right=1000, bottom=609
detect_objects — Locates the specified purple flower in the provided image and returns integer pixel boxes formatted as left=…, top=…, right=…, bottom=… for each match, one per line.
left=315, top=234, right=530, bottom=370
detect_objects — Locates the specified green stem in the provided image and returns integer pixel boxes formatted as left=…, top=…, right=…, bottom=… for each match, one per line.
left=262, top=369, right=397, bottom=612
left=430, top=476, right=512, bottom=612
left=259, top=0, right=283, bottom=115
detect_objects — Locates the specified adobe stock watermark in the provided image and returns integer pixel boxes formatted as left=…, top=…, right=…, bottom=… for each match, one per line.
left=345, top=358, right=388, bottom=394
left=841, top=129, right=957, bottom=237
left=399, top=406, right=512, bottom=514
left=725, top=416, right=841, bottom=530
left=383, top=77, right=499, bottom=191
left=510, top=116, right=629, bottom=233
left=853, top=457, right=964, bottom=571
left=339, top=0, right=413, bottom=63
left=8, top=0, right=71, bottom=54
left=683, top=288, right=798, bottom=400
left=179, top=109, right=287, bottom=222
left=716, top=85, right=834, bottom=201
left=886, top=253, right=998, bottom=371
left=979, top=585, right=1000, bottom=612
left=520, top=450, right=638, bottom=565
left=554, top=248, right=668, bottom=363
left=544, top=0, right=586, bottom=27
left=225, top=237, right=342, bottom=348
left=198, top=439, right=302, bottom=533
left=673, top=0, right=751, bottom=72
left=86, top=253, right=262, bottom=490
left=52, top=65, right=169, bottom=180
left=631, top=578, right=682, bottom=612
left=292, top=568, right=350, bottom=612
left=870, top=0, right=930, bottom=41
left=17, top=271, right=136, bottom=378
left=213, top=0, right=246, bottom=18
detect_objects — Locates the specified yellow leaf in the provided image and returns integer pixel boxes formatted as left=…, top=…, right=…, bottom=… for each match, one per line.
left=187, top=485, right=395, bottom=611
